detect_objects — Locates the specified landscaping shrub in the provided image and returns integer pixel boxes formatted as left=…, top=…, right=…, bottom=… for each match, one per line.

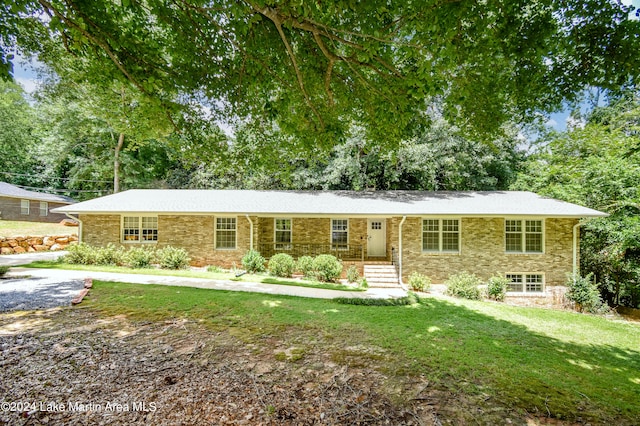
left=125, top=246, right=155, bottom=268
left=359, top=277, right=369, bottom=289
left=334, top=292, right=419, bottom=306
left=95, top=244, right=126, bottom=266
left=241, top=249, right=266, bottom=273
left=346, top=265, right=360, bottom=283
left=155, top=246, right=190, bottom=269
left=445, top=272, right=482, bottom=300
left=486, top=274, right=510, bottom=301
left=268, top=253, right=296, bottom=277
left=566, top=273, right=607, bottom=313
left=64, top=243, right=98, bottom=265
left=311, top=254, right=343, bottom=282
left=0, top=266, right=9, bottom=277
left=408, top=271, right=431, bottom=292
left=295, top=256, right=314, bottom=277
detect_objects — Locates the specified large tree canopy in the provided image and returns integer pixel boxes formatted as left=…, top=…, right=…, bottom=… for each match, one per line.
left=2, top=0, right=639, bottom=143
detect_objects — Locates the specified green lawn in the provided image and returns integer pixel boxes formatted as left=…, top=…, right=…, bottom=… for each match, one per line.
left=86, top=281, right=640, bottom=424
left=25, top=260, right=364, bottom=292
left=0, top=220, right=77, bottom=237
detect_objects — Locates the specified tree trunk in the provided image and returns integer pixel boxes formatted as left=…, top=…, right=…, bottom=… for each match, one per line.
left=114, top=132, right=125, bottom=193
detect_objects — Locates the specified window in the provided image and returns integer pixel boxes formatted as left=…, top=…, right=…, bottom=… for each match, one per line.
left=216, top=217, right=236, bottom=249
left=274, top=218, right=292, bottom=249
left=122, top=216, right=158, bottom=242
left=506, top=273, right=544, bottom=293
left=40, top=201, right=48, bottom=217
left=331, top=219, right=348, bottom=249
left=422, top=219, right=460, bottom=252
left=505, top=219, right=543, bottom=253
left=20, top=199, right=29, bottom=215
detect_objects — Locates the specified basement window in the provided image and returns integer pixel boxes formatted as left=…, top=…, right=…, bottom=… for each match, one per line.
left=506, top=273, right=544, bottom=293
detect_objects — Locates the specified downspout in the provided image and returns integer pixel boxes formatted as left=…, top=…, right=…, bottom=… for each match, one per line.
left=572, top=222, right=580, bottom=278
left=245, top=215, right=254, bottom=250
left=398, top=216, right=408, bottom=291
left=65, top=213, right=83, bottom=243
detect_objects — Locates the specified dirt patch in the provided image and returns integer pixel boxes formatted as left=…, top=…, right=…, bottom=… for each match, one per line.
left=0, top=308, right=560, bottom=425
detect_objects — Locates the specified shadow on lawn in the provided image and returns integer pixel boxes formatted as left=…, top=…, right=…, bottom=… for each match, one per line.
left=329, top=296, right=640, bottom=424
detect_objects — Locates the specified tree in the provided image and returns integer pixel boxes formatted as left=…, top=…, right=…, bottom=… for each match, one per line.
left=0, top=79, right=39, bottom=184
left=513, top=92, right=640, bottom=307
left=3, top=0, right=639, bottom=143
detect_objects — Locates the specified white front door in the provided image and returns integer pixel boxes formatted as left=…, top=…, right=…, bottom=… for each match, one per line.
left=367, top=219, right=386, bottom=257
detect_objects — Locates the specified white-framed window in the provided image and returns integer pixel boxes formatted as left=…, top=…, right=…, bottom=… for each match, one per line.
left=505, top=219, right=543, bottom=253
left=215, top=217, right=237, bottom=249
left=331, top=219, right=349, bottom=249
left=422, top=218, right=460, bottom=252
left=39, top=201, right=48, bottom=217
left=122, top=216, right=158, bottom=242
left=506, top=273, right=545, bottom=293
left=20, top=199, right=29, bottom=215
left=274, top=218, right=292, bottom=249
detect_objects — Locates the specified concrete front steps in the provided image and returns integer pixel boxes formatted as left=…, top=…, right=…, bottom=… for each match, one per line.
left=363, top=264, right=400, bottom=288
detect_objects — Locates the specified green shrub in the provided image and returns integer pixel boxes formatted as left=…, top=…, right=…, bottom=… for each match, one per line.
left=207, top=265, right=224, bottom=273
left=268, top=253, right=296, bottom=277
left=64, top=243, right=98, bottom=265
left=125, top=246, right=155, bottom=268
left=445, top=272, right=482, bottom=300
left=155, top=246, right=191, bottom=269
left=295, top=256, right=314, bottom=277
left=0, top=265, right=9, bottom=277
left=566, top=273, right=606, bottom=313
left=346, top=265, right=360, bottom=283
left=408, top=271, right=431, bottom=292
left=95, top=244, right=126, bottom=266
left=241, top=249, right=266, bottom=273
left=334, top=292, right=419, bottom=306
left=311, top=254, right=343, bottom=282
left=486, top=274, right=510, bottom=301
left=359, top=277, right=369, bottom=289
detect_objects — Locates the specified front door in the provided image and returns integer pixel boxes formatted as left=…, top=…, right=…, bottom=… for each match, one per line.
left=367, top=219, right=386, bottom=257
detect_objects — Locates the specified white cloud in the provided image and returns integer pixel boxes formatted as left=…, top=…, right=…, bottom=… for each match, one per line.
left=545, top=118, right=558, bottom=128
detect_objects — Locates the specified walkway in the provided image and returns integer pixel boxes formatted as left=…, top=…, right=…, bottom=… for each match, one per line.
left=2, top=253, right=407, bottom=300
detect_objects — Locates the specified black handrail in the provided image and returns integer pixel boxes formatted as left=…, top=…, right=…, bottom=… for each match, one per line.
left=257, top=243, right=364, bottom=261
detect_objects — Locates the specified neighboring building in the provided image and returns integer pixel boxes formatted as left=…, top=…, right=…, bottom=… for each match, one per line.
left=53, top=190, right=606, bottom=296
left=0, top=182, right=76, bottom=223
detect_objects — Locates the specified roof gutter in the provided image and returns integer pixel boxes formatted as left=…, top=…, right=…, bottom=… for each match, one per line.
left=398, top=216, right=408, bottom=291
left=245, top=215, right=254, bottom=250
left=65, top=213, right=83, bottom=243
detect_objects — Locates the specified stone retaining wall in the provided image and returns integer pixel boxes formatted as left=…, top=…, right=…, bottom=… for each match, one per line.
left=0, top=235, right=78, bottom=254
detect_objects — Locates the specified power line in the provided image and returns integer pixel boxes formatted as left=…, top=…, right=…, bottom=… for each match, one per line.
left=13, top=184, right=110, bottom=194
left=0, top=171, right=113, bottom=184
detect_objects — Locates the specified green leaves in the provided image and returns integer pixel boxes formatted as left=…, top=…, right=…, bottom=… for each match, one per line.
left=3, top=0, right=639, bottom=144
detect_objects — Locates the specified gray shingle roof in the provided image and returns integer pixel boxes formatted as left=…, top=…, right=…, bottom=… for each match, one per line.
left=0, top=182, right=76, bottom=204
left=52, top=190, right=606, bottom=217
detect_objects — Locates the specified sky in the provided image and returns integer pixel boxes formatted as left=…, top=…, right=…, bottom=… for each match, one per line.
left=11, top=0, right=640, bottom=132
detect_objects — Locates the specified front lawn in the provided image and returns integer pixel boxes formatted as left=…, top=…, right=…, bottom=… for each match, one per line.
left=25, top=260, right=364, bottom=292
left=87, top=281, right=640, bottom=424
left=0, top=220, right=77, bottom=237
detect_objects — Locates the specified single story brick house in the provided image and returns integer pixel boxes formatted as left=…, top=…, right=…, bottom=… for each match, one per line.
left=0, top=182, right=76, bottom=223
left=53, top=190, right=606, bottom=295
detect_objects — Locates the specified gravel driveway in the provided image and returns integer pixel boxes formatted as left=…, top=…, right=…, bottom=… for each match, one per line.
left=0, top=275, right=85, bottom=312
left=1, top=251, right=83, bottom=312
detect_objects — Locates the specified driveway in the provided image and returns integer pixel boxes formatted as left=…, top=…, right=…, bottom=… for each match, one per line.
left=0, top=251, right=84, bottom=312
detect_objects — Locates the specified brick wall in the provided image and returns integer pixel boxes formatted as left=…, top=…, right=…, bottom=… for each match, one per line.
left=79, top=214, right=578, bottom=284
left=400, top=217, right=578, bottom=286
